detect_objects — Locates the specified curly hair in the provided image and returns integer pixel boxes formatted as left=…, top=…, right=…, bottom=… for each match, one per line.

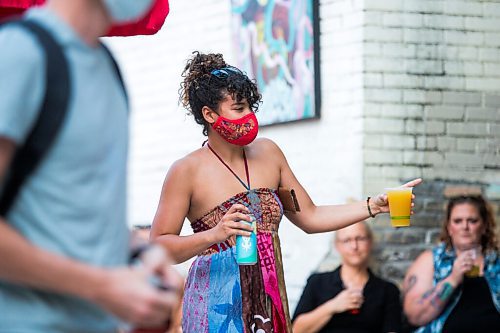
left=179, top=51, right=262, bottom=136
left=439, top=195, right=499, bottom=253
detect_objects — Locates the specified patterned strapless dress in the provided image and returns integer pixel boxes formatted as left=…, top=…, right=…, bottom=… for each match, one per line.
left=182, top=188, right=293, bottom=333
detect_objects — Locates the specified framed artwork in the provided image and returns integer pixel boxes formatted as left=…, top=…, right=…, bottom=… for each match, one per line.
left=230, top=0, right=321, bottom=126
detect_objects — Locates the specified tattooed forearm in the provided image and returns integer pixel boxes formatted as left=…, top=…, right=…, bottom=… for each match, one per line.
left=418, top=282, right=454, bottom=309
left=418, top=287, right=436, bottom=304
left=437, top=282, right=454, bottom=301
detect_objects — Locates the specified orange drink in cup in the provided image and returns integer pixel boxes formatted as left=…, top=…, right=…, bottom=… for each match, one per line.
left=465, top=247, right=481, bottom=278
left=386, top=187, right=413, bottom=227
left=465, top=264, right=480, bottom=278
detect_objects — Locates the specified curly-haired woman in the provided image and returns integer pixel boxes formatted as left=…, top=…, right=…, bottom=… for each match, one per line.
left=150, top=51, right=421, bottom=333
left=403, top=195, right=500, bottom=333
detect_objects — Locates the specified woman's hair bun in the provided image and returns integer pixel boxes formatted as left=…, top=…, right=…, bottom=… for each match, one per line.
left=180, top=52, right=227, bottom=109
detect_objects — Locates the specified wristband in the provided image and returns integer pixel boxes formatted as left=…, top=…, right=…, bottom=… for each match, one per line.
left=366, top=197, right=375, bottom=218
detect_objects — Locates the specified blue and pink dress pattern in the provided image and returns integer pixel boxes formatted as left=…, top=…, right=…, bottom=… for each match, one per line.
left=182, top=188, right=293, bottom=333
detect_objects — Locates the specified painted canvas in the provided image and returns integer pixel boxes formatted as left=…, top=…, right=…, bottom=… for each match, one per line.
left=230, top=0, right=321, bottom=125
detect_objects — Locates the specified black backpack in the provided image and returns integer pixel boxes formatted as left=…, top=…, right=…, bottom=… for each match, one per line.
left=0, top=19, right=127, bottom=217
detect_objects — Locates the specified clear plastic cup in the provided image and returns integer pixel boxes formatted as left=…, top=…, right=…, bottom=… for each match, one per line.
left=464, top=247, right=480, bottom=278
left=385, top=187, right=413, bottom=227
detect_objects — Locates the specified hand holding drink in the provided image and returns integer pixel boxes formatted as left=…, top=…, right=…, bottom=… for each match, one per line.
left=450, top=247, right=482, bottom=284
left=236, top=214, right=257, bottom=265
left=330, top=287, right=364, bottom=315
left=385, top=187, right=413, bottom=227
left=464, top=247, right=481, bottom=278
left=348, top=289, right=363, bottom=314
left=368, top=178, right=421, bottom=224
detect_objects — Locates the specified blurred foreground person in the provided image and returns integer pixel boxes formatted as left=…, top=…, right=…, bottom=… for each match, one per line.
left=0, top=1, right=181, bottom=332
left=403, top=195, right=499, bottom=333
left=151, top=51, right=421, bottom=333
left=293, top=222, right=402, bottom=333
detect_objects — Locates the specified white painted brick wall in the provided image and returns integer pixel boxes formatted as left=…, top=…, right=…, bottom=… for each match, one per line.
left=104, top=0, right=500, bottom=315
left=364, top=0, right=500, bottom=189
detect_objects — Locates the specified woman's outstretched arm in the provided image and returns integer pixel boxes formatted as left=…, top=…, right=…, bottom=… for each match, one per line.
left=263, top=139, right=422, bottom=233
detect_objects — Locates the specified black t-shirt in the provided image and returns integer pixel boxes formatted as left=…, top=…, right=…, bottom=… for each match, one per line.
left=442, top=276, right=500, bottom=333
left=292, top=267, right=402, bottom=333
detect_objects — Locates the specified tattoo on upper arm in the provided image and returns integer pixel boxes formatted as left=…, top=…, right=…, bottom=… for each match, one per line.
left=403, top=275, right=417, bottom=295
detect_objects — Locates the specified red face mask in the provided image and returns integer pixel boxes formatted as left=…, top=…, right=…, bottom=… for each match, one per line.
left=212, top=113, right=259, bottom=146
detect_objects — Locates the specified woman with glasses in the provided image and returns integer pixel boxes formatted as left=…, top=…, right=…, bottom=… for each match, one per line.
left=150, top=51, right=420, bottom=333
left=293, top=222, right=402, bottom=333
left=403, top=195, right=499, bottom=333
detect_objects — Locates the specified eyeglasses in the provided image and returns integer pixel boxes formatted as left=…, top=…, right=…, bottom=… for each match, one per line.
left=210, top=66, right=242, bottom=79
left=337, top=236, right=370, bottom=245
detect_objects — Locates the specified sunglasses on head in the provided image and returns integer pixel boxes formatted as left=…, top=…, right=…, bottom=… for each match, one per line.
left=210, top=66, right=242, bottom=79
left=449, top=195, right=485, bottom=204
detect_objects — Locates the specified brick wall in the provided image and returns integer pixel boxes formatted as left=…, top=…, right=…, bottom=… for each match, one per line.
left=362, top=0, right=500, bottom=283
left=105, top=0, right=500, bottom=312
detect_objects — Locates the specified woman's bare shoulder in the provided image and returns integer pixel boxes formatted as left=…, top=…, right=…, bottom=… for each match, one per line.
left=166, top=148, right=206, bottom=178
left=254, top=137, right=279, bottom=148
left=251, top=137, right=283, bottom=156
left=408, top=250, right=434, bottom=275
left=416, top=249, right=433, bottom=262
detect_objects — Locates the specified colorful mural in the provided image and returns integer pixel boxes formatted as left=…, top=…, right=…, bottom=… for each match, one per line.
left=230, top=0, right=320, bottom=125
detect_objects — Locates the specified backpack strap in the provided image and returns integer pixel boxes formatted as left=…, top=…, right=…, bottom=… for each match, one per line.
left=0, top=20, right=70, bottom=216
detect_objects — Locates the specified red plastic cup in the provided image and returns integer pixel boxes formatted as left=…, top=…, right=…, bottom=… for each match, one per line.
left=349, top=288, right=363, bottom=314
